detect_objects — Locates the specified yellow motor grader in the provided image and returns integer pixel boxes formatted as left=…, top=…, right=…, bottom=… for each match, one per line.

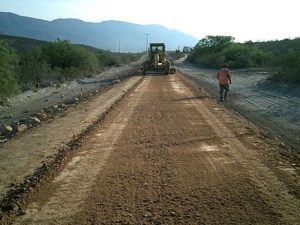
left=142, top=43, right=175, bottom=75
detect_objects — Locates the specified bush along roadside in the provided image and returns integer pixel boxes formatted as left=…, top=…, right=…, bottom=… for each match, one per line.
left=186, top=36, right=300, bottom=82
left=271, top=52, right=300, bottom=82
left=0, top=38, right=142, bottom=98
left=0, top=41, right=20, bottom=98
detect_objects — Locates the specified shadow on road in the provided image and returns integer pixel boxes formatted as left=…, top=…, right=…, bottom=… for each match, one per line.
left=173, top=96, right=212, bottom=101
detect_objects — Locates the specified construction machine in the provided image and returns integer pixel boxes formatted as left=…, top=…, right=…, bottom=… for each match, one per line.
left=142, top=43, right=175, bottom=75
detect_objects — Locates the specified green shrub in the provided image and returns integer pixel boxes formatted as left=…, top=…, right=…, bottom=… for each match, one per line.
left=97, top=51, right=121, bottom=67
left=15, top=39, right=141, bottom=92
left=42, top=40, right=98, bottom=79
left=17, top=39, right=101, bottom=89
left=220, top=44, right=267, bottom=68
left=17, top=47, right=62, bottom=89
left=0, top=41, right=20, bottom=97
left=188, top=36, right=277, bottom=69
left=273, top=52, right=300, bottom=82
left=0, top=36, right=142, bottom=97
left=187, top=36, right=235, bottom=68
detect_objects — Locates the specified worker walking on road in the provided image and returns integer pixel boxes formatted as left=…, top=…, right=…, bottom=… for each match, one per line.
left=216, top=63, right=231, bottom=101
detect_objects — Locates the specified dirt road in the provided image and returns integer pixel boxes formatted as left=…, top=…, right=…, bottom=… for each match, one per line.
left=2, top=74, right=300, bottom=225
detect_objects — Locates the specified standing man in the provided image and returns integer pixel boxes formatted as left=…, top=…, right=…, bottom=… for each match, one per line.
left=216, top=63, right=231, bottom=101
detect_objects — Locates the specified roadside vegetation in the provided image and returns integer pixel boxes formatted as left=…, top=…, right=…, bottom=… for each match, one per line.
left=187, top=36, right=300, bottom=82
left=0, top=35, right=142, bottom=97
left=0, top=41, right=20, bottom=97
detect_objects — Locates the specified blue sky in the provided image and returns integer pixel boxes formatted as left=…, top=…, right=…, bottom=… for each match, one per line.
left=0, top=0, right=299, bottom=42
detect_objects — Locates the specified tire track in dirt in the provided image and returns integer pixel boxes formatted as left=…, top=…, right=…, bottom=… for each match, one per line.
left=12, top=78, right=149, bottom=225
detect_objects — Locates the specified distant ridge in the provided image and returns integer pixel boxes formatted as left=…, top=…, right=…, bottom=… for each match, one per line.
left=0, top=12, right=198, bottom=52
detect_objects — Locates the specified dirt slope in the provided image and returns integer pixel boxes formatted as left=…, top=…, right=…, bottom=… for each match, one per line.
left=3, top=74, right=300, bottom=225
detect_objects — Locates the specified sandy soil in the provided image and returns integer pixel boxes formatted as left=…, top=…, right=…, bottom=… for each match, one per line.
left=3, top=73, right=299, bottom=225
left=175, top=62, right=300, bottom=153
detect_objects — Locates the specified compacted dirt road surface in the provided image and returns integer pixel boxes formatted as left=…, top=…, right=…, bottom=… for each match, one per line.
left=4, top=74, right=300, bottom=224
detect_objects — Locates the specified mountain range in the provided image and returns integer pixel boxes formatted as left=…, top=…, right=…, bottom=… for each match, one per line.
left=0, top=12, right=198, bottom=52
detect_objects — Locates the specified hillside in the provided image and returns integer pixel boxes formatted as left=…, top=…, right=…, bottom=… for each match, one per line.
left=0, top=12, right=198, bottom=52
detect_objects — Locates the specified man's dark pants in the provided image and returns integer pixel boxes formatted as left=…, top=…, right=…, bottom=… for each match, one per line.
left=219, top=84, right=229, bottom=100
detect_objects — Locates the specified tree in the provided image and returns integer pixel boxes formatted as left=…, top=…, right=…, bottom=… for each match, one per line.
left=41, top=39, right=98, bottom=79
left=195, top=36, right=235, bottom=52
left=187, top=36, right=235, bottom=67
